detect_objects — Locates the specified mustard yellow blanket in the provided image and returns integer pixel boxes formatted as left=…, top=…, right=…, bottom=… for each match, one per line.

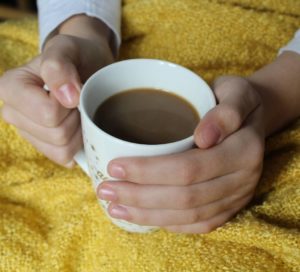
left=0, top=1, right=300, bottom=271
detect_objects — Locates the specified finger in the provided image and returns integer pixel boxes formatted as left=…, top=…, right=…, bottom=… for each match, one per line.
left=107, top=194, right=252, bottom=227
left=2, top=105, right=80, bottom=146
left=107, top=139, right=245, bottom=185
left=18, top=126, right=82, bottom=166
left=40, top=36, right=82, bottom=108
left=0, top=58, right=71, bottom=127
left=97, top=171, right=255, bottom=209
left=194, top=76, right=261, bottom=148
left=164, top=206, right=242, bottom=234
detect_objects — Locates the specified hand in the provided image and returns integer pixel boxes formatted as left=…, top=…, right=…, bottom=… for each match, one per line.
left=0, top=34, right=113, bottom=166
left=97, top=76, right=265, bottom=233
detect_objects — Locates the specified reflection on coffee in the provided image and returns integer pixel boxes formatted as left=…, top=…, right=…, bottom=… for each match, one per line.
left=93, top=88, right=200, bottom=144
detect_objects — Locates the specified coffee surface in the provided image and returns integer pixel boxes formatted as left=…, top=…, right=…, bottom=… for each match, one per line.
left=93, top=88, right=200, bottom=144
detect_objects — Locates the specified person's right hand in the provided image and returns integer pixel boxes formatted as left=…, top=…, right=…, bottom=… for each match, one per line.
left=0, top=34, right=114, bottom=167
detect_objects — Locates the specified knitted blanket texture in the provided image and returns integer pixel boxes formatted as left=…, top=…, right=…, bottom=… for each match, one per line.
left=0, top=1, right=299, bottom=271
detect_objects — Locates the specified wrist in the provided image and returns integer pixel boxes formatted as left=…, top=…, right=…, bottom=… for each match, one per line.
left=247, top=51, right=300, bottom=136
left=45, top=14, right=114, bottom=57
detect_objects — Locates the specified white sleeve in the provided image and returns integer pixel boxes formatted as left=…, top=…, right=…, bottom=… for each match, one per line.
left=37, top=0, right=121, bottom=53
left=279, top=30, right=300, bottom=55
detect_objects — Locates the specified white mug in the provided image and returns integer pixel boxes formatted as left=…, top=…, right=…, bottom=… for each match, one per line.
left=75, top=59, right=216, bottom=233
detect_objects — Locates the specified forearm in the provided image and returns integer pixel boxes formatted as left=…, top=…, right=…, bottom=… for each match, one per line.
left=58, top=15, right=111, bottom=48
left=248, top=51, right=300, bottom=136
left=44, top=15, right=112, bottom=53
left=37, top=0, right=121, bottom=54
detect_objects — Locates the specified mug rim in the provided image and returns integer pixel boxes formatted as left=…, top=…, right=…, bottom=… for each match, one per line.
left=79, top=58, right=216, bottom=148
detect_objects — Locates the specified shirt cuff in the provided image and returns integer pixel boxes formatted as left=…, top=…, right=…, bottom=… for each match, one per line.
left=279, top=29, right=300, bottom=55
left=37, top=0, right=121, bottom=54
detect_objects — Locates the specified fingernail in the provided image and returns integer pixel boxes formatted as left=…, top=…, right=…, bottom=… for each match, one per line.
left=98, top=186, right=117, bottom=201
left=109, top=163, right=126, bottom=179
left=200, top=124, right=221, bottom=147
left=57, top=83, right=78, bottom=106
left=110, top=205, right=129, bottom=220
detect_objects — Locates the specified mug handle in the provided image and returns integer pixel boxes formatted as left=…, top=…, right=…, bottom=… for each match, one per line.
left=44, top=84, right=90, bottom=176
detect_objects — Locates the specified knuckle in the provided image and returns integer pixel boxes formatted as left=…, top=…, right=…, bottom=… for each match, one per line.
left=40, top=57, right=65, bottom=78
left=179, top=160, right=198, bottom=185
left=244, top=82, right=262, bottom=105
left=52, top=125, right=70, bottom=146
left=178, top=188, right=196, bottom=209
left=246, top=136, right=264, bottom=169
left=214, top=76, right=241, bottom=97
left=39, top=101, right=61, bottom=127
left=134, top=157, right=147, bottom=168
left=128, top=192, right=143, bottom=208
left=132, top=157, right=148, bottom=178
left=218, top=104, right=242, bottom=132
left=54, top=146, right=74, bottom=165
left=187, top=209, right=200, bottom=224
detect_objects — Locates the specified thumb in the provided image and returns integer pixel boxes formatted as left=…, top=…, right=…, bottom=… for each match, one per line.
left=194, top=76, right=261, bottom=149
left=40, top=37, right=82, bottom=108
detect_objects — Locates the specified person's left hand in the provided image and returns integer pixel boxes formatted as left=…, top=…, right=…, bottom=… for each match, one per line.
left=97, top=76, right=265, bottom=234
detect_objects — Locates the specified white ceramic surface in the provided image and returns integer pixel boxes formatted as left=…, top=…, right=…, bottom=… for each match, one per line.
left=75, top=59, right=216, bottom=233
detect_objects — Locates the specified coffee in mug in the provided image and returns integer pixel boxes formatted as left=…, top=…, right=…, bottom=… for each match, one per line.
left=93, top=88, right=200, bottom=145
